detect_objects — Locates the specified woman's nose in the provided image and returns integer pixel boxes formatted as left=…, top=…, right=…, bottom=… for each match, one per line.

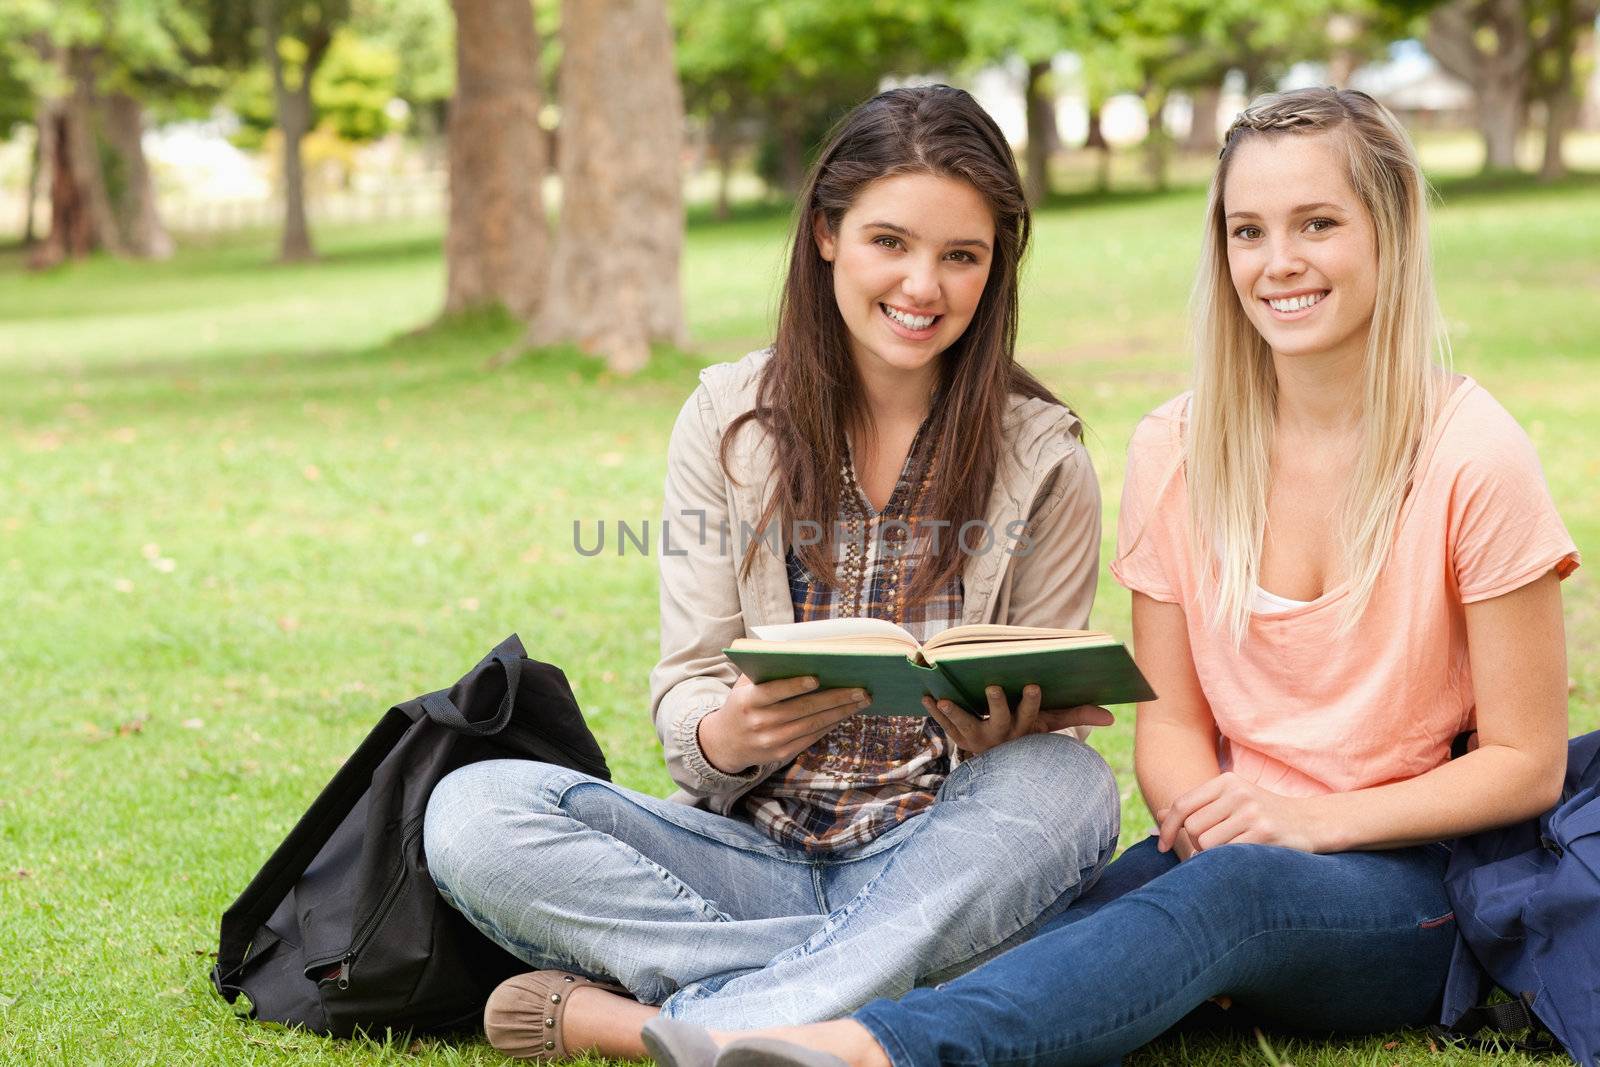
left=1264, top=235, right=1306, bottom=279
left=899, top=257, right=941, bottom=305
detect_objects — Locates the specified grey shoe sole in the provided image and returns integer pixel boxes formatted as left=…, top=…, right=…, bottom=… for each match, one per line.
left=640, top=1016, right=721, bottom=1067
left=716, top=1036, right=851, bottom=1067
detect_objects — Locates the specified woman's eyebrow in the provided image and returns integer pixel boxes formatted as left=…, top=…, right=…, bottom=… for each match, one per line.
left=862, top=220, right=992, bottom=251
left=1225, top=202, right=1344, bottom=221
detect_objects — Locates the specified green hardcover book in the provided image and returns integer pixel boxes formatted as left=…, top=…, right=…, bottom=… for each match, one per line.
left=723, top=618, right=1156, bottom=718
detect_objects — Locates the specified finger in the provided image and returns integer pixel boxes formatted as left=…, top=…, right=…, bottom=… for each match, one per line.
left=1194, top=813, right=1253, bottom=852
left=924, top=695, right=975, bottom=751
left=1178, top=795, right=1236, bottom=845
left=765, top=687, right=867, bottom=722
left=1157, top=777, right=1224, bottom=852
left=1014, top=685, right=1041, bottom=739
left=984, top=685, right=1009, bottom=723
left=750, top=675, right=820, bottom=705
left=943, top=698, right=1002, bottom=745
left=1039, top=705, right=1115, bottom=731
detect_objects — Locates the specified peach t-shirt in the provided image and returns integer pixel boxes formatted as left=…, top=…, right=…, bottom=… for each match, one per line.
left=1110, top=378, right=1580, bottom=796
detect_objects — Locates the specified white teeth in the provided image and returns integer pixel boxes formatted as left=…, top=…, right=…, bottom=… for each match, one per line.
left=1268, top=292, right=1325, bottom=313
left=883, top=304, right=937, bottom=330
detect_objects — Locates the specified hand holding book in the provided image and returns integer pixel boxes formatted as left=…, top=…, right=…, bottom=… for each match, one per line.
left=696, top=673, right=871, bottom=776
left=922, top=684, right=1115, bottom=758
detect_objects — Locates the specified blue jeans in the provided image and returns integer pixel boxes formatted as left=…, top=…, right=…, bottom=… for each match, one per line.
left=422, top=731, right=1119, bottom=1028
left=854, top=836, right=1456, bottom=1067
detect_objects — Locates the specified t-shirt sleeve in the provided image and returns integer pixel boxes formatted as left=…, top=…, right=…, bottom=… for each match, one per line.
left=1449, top=409, right=1580, bottom=604
left=1109, top=412, right=1181, bottom=603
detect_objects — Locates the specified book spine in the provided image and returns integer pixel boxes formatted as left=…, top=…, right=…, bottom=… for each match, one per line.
left=928, top=661, right=981, bottom=711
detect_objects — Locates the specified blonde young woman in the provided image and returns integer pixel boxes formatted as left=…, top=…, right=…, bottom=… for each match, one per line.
left=639, top=87, right=1580, bottom=1067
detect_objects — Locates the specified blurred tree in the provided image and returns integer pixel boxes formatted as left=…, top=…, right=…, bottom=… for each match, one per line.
left=1427, top=0, right=1531, bottom=171
left=2, top=0, right=202, bottom=266
left=225, top=29, right=400, bottom=150
left=961, top=1, right=1089, bottom=205
left=676, top=0, right=967, bottom=200
left=443, top=0, right=547, bottom=318
left=352, top=0, right=455, bottom=139
left=1527, top=0, right=1599, bottom=178
left=247, top=0, right=351, bottom=261
left=0, top=36, right=42, bottom=243
left=527, top=0, right=684, bottom=374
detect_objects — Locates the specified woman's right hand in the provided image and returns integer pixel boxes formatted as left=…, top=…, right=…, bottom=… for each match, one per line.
left=697, top=674, right=872, bottom=775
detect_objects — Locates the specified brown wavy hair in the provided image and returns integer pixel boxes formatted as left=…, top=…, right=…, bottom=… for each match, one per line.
left=722, top=84, right=1065, bottom=605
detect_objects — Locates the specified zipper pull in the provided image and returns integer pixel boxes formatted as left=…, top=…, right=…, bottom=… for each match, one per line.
left=336, top=957, right=351, bottom=990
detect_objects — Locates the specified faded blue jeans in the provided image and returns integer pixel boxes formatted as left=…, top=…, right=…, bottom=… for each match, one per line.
left=854, top=835, right=1457, bottom=1066
left=422, top=731, right=1119, bottom=1028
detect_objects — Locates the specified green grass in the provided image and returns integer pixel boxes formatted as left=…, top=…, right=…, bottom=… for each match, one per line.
left=1, top=171, right=1597, bottom=1066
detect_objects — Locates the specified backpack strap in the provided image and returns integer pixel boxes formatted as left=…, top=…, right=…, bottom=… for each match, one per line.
left=213, top=704, right=414, bottom=999
left=1430, top=992, right=1560, bottom=1055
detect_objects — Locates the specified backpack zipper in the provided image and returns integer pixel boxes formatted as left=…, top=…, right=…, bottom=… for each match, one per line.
left=330, top=819, right=422, bottom=990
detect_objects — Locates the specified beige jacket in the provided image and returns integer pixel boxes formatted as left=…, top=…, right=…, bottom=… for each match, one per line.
left=648, top=350, right=1102, bottom=814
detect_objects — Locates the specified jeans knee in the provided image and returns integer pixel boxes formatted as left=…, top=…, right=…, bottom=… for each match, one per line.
left=951, top=733, right=1121, bottom=862
left=422, top=759, right=581, bottom=894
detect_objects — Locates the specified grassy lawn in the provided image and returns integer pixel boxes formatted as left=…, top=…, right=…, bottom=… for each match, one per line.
left=1, top=168, right=1596, bottom=1066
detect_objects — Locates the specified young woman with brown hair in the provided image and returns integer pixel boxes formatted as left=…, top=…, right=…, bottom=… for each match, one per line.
left=422, top=85, right=1120, bottom=1061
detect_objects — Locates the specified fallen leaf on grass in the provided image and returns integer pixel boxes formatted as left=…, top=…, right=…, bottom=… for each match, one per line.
left=6, top=870, right=30, bottom=880
left=1427, top=1037, right=1439, bottom=1053
left=181, top=718, right=205, bottom=729
left=117, top=716, right=147, bottom=736
left=1383, top=1041, right=1399, bottom=1050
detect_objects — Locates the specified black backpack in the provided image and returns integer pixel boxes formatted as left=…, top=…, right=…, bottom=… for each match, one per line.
left=211, top=634, right=611, bottom=1037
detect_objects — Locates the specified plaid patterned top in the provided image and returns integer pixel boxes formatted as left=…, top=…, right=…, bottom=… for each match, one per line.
left=740, top=415, right=963, bottom=854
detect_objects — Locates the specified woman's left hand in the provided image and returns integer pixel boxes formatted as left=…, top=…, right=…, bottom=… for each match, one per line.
left=1156, top=772, right=1321, bottom=855
left=923, top=685, right=1114, bottom=757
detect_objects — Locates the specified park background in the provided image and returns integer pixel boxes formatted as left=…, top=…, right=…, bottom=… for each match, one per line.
left=1, top=0, right=1597, bottom=1064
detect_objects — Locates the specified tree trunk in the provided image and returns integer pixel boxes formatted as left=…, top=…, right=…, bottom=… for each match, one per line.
left=1023, top=59, right=1056, bottom=207
left=1084, top=106, right=1110, bottom=192
left=1142, top=87, right=1171, bottom=191
left=528, top=0, right=686, bottom=374
left=1535, top=0, right=1597, bottom=180
left=257, top=0, right=332, bottom=262
left=101, top=92, right=174, bottom=259
left=22, top=116, right=43, bottom=246
left=1325, top=13, right=1366, bottom=88
left=445, top=0, right=548, bottom=317
left=711, top=109, right=735, bottom=221
left=776, top=108, right=805, bottom=199
left=1183, top=84, right=1221, bottom=153
left=1427, top=0, right=1530, bottom=173
left=30, top=46, right=119, bottom=269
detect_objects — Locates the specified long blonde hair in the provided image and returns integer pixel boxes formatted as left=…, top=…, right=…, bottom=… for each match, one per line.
left=1187, top=87, right=1449, bottom=643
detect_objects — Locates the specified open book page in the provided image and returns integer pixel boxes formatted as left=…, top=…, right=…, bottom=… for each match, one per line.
left=919, top=624, right=1096, bottom=651
left=733, top=617, right=921, bottom=655
left=922, top=633, right=1117, bottom=663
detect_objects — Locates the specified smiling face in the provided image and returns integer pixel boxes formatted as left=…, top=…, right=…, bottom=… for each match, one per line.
left=813, top=171, right=996, bottom=383
left=1223, top=132, right=1379, bottom=367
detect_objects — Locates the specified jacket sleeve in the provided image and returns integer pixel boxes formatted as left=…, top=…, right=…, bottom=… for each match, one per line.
left=648, top=385, right=766, bottom=799
left=1004, top=440, right=1102, bottom=632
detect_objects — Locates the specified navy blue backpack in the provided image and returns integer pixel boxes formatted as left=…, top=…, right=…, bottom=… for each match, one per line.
left=1440, top=730, right=1600, bottom=1066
